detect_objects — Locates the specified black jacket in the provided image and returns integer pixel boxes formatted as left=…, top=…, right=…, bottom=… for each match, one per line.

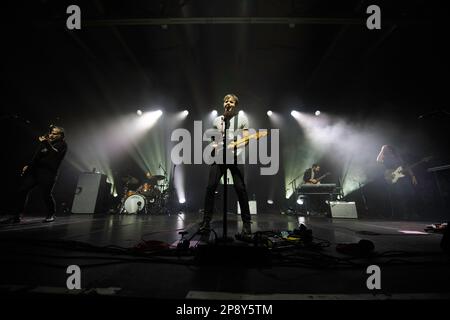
left=29, top=139, right=67, bottom=174
left=303, top=168, right=314, bottom=183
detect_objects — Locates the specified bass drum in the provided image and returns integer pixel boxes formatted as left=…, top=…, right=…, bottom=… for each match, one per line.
left=146, top=187, right=161, bottom=204
left=123, top=194, right=146, bottom=214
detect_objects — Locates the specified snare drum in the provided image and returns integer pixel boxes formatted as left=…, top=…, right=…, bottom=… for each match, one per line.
left=123, top=194, right=147, bottom=214
left=127, top=190, right=138, bottom=197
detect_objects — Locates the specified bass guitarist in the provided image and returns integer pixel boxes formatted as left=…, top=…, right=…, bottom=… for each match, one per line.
left=376, top=145, right=419, bottom=220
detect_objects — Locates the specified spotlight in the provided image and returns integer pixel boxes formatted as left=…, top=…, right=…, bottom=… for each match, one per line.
left=267, top=110, right=273, bottom=116
left=315, top=110, right=321, bottom=116
left=267, top=200, right=274, bottom=205
left=156, top=110, right=163, bottom=116
left=296, top=197, right=303, bottom=205
left=137, top=110, right=143, bottom=116
left=212, top=110, right=218, bottom=117
left=179, top=198, right=186, bottom=204
left=291, top=110, right=300, bottom=118
left=182, top=110, right=189, bottom=116
left=238, top=110, right=244, bottom=115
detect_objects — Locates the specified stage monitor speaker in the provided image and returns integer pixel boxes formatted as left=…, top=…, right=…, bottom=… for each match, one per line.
left=71, top=172, right=108, bottom=214
left=237, top=201, right=257, bottom=215
left=330, top=201, right=358, bottom=218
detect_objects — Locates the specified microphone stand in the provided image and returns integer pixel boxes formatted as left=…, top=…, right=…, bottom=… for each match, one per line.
left=219, top=116, right=233, bottom=243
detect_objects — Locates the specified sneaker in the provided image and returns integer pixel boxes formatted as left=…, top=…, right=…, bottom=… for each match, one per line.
left=43, top=216, right=55, bottom=223
left=0, top=216, right=21, bottom=224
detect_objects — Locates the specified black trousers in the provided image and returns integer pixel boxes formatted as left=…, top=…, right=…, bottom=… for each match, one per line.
left=204, top=164, right=251, bottom=223
left=386, top=179, right=417, bottom=219
left=15, top=169, right=57, bottom=218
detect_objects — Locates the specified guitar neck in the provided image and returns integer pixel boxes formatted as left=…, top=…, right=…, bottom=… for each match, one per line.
left=230, top=132, right=267, bottom=146
left=316, top=173, right=329, bottom=181
left=405, top=158, right=429, bottom=171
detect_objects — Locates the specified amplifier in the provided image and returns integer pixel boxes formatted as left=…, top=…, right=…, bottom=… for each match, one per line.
left=71, top=172, right=109, bottom=214
left=330, top=201, right=358, bottom=219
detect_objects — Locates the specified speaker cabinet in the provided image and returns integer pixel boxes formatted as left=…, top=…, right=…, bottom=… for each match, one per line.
left=71, top=173, right=108, bottom=214
left=330, top=201, right=358, bottom=218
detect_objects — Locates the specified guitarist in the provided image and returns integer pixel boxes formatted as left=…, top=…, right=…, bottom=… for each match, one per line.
left=2, top=125, right=67, bottom=224
left=376, top=145, right=419, bottom=220
left=199, top=93, right=252, bottom=235
left=376, top=145, right=418, bottom=186
left=303, top=163, right=322, bottom=185
left=302, top=164, right=328, bottom=216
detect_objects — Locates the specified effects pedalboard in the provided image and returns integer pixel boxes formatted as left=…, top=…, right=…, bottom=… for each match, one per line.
left=236, top=224, right=313, bottom=248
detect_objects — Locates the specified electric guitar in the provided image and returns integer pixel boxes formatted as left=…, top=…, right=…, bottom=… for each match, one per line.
left=205, top=130, right=268, bottom=163
left=384, top=156, right=432, bottom=184
left=305, top=172, right=331, bottom=184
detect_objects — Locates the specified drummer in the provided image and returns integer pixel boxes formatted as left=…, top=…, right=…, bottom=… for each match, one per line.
left=138, top=171, right=155, bottom=195
left=140, top=171, right=166, bottom=196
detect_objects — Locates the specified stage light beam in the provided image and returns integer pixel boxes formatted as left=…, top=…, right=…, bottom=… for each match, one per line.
left=267, top=110, right=273, bottom=116
left=137, top=110, right=163, bottom=130
left=291, top=110, right=300, bottom=118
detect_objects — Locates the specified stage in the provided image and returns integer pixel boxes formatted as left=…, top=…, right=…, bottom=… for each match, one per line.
left=0, top=212, right=448, bottom=300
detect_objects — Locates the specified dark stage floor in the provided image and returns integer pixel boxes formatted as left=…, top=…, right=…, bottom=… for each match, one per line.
left=0, top=212, right=449, bottom=300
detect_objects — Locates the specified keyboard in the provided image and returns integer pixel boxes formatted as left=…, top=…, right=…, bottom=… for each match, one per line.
left=297, top=184, right=337, bottom=194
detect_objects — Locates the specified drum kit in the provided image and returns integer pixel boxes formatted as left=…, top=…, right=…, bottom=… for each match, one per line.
left=118, top=174, right=168, bottom=214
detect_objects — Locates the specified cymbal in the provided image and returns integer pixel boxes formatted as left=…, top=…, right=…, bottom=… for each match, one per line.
left=121, top=175, right=139, bottom=185
left=145, top=175, right=165, bottom=185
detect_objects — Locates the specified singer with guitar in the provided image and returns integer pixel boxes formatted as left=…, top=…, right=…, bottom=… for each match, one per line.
left=2, top=125, right=67, bottom=224
left=199, top=93, right=252, bottom=235
left=376, top=145, right=422, bottom=220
